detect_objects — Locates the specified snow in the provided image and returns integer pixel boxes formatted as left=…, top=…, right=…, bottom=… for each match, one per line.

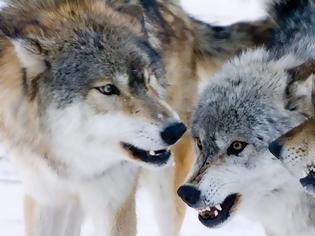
left=180, top=0, right=267, bottom=25
left=0, top=0, right=269, bottom=235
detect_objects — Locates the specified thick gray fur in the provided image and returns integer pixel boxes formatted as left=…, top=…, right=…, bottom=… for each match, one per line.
left=188, top=0, right=315, bottom=235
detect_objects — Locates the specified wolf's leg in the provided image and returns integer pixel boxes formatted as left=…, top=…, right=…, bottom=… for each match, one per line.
left=112, top=193, right=137, bottom=236
left=143, top=134, right=194, bottom=236
left=81, top=190, right=137, bottom=236
left=90, top=196, right=137, bottom=236
left=142, top=167, right=179, bottom=236
left=23, top=195, right=83, bottom=236
left=80, top=164, right=138, bottom=236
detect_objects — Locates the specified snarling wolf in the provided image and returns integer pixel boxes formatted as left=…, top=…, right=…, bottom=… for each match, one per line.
left=0, top=0, right=274, bottom=235
left=178, top=0, right=315, bottom=235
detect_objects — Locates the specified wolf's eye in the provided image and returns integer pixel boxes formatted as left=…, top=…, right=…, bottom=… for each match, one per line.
left=96, top=84, right=120, bottom=96
left=227, top=141, right=248, bottom=156
left=194, top=137, right=203, bottom=151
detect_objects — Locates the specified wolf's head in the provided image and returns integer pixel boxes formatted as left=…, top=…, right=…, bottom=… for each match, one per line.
left=268, top=58, right=315, bottom=196
left=177, top=49, right=313, bottom=228
left=269, top=56, right=315, bottom=195
left=0, top=0, right=186, bottom=177
left=269, top=120, right=315, bottom=197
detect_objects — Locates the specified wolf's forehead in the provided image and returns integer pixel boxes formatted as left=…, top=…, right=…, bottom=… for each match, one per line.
left=194, top=85, right=261, bottom=127
left=192, top=82, right=274, bottom=147
left=52, top=35, right=149, bottom=78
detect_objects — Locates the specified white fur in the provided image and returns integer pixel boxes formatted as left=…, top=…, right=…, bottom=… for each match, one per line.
left=28, top=202, right=83, bottom=236
left=45, top=103, right=175, bottom=178
left=79, top=162, right=138, bottom=236
left=195, top=149, right=315, bottom=236
left=141, top=166, right=179, bottom=236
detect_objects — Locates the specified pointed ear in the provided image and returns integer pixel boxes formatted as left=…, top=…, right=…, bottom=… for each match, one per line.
left=0, top=13, right=46, bottom=77
left=285, top=59, right=315, bottom=117
left=11, top=39, right=46, bottom=77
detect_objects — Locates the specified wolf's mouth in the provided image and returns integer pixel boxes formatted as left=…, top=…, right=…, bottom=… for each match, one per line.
left=198, top=194, right=240, bottom=228
left=121, top=143, right=171, bottom=166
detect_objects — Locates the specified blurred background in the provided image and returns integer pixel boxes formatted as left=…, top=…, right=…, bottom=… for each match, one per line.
left=0, top=0, right=269, bottom=235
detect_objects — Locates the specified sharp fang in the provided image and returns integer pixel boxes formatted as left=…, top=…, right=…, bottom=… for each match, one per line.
left=215, top=204, right=222, bottom=211
left=149, top=151, right=156, bottom=156
left=214, top=210, right=219, bottom=217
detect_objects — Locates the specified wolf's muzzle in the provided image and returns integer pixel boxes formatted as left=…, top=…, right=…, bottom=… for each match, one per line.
left=161, top=122, right=186, bottom=145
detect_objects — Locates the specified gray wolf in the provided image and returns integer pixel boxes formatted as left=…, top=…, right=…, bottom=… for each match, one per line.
left=0, top=0, right=274, bottom=235
left=178, top=0, right=315, bottom=235
left=107, top=1, right=275, bottom=234
left=0, top=1, right=185, bottom=235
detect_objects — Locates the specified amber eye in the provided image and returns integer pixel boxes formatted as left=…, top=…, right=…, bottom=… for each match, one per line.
left=194, top=137, right=203, bottom=151
left=227, top=141, right=248, bottom=156
left=95, top=84, right=120, bottom=96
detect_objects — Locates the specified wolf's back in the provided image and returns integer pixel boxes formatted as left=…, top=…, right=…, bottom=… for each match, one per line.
left=267, top=0, right=315, bottom=58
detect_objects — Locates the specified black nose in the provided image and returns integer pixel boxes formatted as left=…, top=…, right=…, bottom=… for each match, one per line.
left=161, top=122, right=186, bottom=145
left=177, top=185, right=201, bottom=207
left=268, top=140, right=282, bottom=159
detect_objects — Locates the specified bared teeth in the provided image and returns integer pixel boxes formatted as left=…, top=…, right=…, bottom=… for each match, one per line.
left=149, top=150, right=156, bottom=156
left=198, top=206, right=220, bottom=218
left=198, top=208, right=208, bottom=214
left=215, top=204, right=222, bottom=211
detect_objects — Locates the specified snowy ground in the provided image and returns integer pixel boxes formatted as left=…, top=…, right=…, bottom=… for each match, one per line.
left=0, top=0, right=269, bottom=235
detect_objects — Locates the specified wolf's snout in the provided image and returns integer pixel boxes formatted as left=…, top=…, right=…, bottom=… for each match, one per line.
left=177, top=185, right=201, bottom=207
left=161, top=122, right=186, bottom=145
left=268, top=140, right=283, bottom=159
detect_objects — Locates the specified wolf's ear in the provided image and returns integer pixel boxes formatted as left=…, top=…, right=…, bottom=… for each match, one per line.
left=285, top=59, right=315, bottom=117
left=0, top=13, right=47, bottom=77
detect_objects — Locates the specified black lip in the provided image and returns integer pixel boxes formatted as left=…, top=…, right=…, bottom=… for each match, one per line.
left=198, top=194, right=239, bottom=228
left=300, top=171, right=315, bottom=188
left=121, top=143, right=171, bottom=166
